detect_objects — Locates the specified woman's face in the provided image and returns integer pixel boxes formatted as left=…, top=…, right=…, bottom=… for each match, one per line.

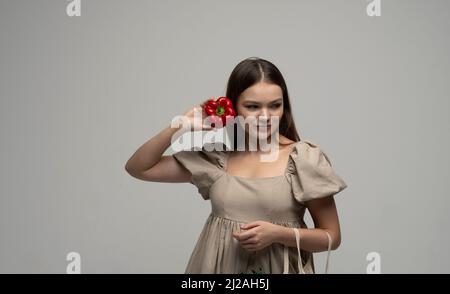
left=235, top=82, right=284, bottom=141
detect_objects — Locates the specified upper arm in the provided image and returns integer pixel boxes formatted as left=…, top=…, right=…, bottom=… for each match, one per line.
left=126, top=155, right=192, bottom=183
left=305, top=195, right=341, bottom=249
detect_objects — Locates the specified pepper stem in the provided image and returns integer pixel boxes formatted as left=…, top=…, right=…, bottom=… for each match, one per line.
left=216, top=106, right=224, bottom=116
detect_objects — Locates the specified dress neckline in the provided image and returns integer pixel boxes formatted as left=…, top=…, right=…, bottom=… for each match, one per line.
left=223, top=141, right=300, bottom=181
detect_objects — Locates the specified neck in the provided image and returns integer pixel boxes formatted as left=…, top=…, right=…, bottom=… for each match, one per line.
left=243, top=133, right=280, bottom=154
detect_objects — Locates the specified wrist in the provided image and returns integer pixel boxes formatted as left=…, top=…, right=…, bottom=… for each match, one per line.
left=273, top=225, right=293, bottom=246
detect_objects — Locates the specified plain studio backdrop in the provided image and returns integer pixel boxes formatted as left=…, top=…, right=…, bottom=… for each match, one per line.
left=1, top=0, right=449, bottom=273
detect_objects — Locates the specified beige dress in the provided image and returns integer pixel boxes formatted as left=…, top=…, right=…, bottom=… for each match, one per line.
left=172, top=139, right=347, bottom=274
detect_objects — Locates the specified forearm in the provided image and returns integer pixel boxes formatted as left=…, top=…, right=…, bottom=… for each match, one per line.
left=274, top=225, right=340, bottom=253
left=125, top=124, right=185, bottom=173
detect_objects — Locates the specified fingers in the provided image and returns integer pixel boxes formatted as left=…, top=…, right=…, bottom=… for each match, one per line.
left=233, top=231, right=260, bottom=251
left=233, top=222, right=261, bottom=241
left=236, top=229, right=256, bottom=242
left=234, top=230, right=255, bottom=241
left=240, top=221, right=261, bottom=230
left=202, top=124, right=214, bottom=131
left=199, top=100, right=212, bottom=130
left=191, top=104, right=212, bottom=130
left=240, top=238, right=257, bottom=245
left=201, top=97, right=214, bottom=107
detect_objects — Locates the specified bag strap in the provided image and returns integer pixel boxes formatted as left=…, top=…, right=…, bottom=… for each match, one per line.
left=294, top=228, right=306, bottom=274
left=324, top=230, right=332, bottom=274
left=283, top=228, right=333, bottom=274
left=283, top=245, right=289, bottom=273
left=282, top=228, right=306, bottom=274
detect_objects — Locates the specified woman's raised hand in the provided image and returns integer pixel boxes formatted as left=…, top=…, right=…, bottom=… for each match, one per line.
left=180, top=98, right=216, bottom=132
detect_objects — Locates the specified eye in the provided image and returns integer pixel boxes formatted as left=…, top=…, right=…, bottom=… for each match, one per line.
left=271, top=103, right=282, bottom=109
left=245, top=105, right=259, bottom=110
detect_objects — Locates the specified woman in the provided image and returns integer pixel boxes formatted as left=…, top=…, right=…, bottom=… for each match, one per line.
left=125, top=57, right=347, bottom=274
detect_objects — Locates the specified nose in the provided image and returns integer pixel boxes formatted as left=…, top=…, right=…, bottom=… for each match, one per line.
left=260, top=108, right=270, bottom=121
left=258, top=115, right=271, bottom=126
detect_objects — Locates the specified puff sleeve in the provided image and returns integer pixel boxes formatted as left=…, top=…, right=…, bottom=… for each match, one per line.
left=286, top=140, right=348, bottom=203
left=172, top=147, right=226, bottom=200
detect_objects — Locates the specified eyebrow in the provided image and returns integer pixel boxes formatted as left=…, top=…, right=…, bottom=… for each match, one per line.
left=243, top=98, right=283, bottom=104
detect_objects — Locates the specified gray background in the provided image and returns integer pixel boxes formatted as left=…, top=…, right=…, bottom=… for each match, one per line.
left=1, top=0, right=449, bottom=273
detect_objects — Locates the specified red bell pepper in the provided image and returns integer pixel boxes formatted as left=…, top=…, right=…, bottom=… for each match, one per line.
left=203, top=97, right=236, bottom=127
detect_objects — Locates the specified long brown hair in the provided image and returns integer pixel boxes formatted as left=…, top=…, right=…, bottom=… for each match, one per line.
left=225, top=57, right=301, bottom=149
